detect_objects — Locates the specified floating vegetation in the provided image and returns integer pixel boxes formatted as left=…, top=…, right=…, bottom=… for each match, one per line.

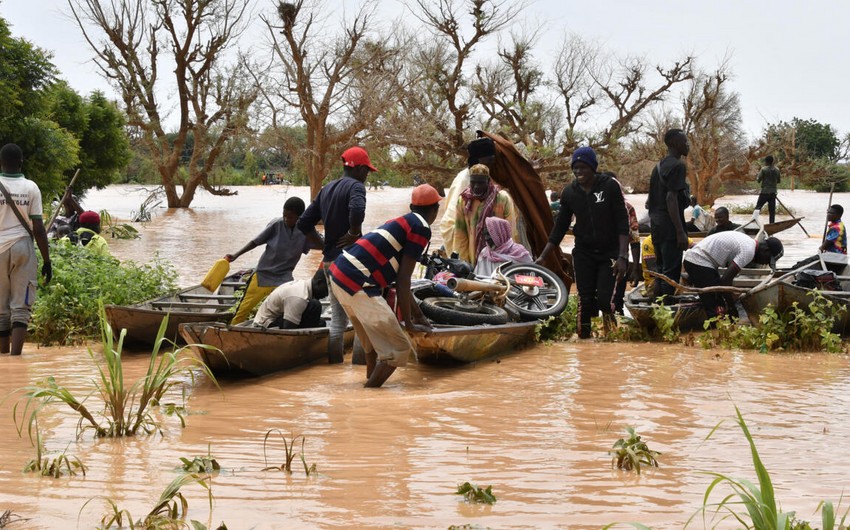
left=180, top=447, right=221, bottom=474
left=262, top=430, right=317, bottom=476
left=99, top=209, right=140, bottom=240
left=16, top=308, right=218, bottom=438
left=610, top=427, right=661, bottom=475
left=456, top=482, right=497, bottom=504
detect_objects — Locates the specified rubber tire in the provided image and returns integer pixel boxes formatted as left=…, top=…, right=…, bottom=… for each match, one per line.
left=500, top=262, right=568, bottom=321
left=419, top=297, right=510, bottom=326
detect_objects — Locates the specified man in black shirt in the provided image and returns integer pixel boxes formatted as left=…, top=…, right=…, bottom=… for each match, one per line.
left=647, top=129, right=690, bottom=301
left=707, top=207, right=740, bottom=235
left=536, top=147, right=629, bottom=338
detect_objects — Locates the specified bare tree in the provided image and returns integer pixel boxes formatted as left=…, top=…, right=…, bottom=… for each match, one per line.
left=69, top=0, right=258, bottom=208
left=553, top=34, right=599, bottom=150
left=260, top=0, right=407, bottom=198
left=383, top=0, right=522, bottom=189
left=682, top=62, right=746, bottom=204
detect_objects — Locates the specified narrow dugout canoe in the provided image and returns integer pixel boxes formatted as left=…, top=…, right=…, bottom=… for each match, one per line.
left=412, top=321, right=538, bottom=364
left=179, top=321, right=354, bottom=377
left=104, top=270, right=250, bottom=348
left=623, top=287, right=708, bottom=332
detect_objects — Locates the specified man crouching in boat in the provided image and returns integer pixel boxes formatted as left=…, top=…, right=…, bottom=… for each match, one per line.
left=683, top=232, right=783, bottom=319
left=252, top=268, right=329, bottom=330
left=329, top=185, right=441, bottom=388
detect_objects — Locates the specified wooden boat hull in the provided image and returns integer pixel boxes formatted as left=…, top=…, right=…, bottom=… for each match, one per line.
left=740, top=280, right=850, bottom=336
left=413, top=321, right=538, bottom=364
left=636, top=217, right=804, bottom=239
left=104, top=271, right=248, bottom=348
left=624, top=288, right=708, bottom=332
left=179, top=322, right=354, bottom=377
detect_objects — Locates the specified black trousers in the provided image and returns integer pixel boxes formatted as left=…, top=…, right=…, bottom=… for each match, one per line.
left=755, top=192, right=777, bottom=223
left=683, top=260, right=724, bottom=318
left=572, top=246, right=619, bottom=338
left=649, top=231, right=684, bottom=301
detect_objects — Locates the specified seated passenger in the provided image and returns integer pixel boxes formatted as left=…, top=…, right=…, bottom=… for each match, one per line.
left=473, top=217, right=532, bottom=277
left=707, top=206, right=741, bottom=235
left=64, top=210, right=110, bottom=257
left=253, top=268, right=329, bottom=329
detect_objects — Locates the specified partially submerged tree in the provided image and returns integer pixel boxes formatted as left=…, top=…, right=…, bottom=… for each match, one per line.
left=259, top=0, right=408, bottom=198
left=70, top=0, right=259, bottom=207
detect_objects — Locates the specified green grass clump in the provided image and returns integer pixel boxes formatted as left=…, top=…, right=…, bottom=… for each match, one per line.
left=23, top=417, right=86, bottom=478
left=456, top=482, right=496, bottom=504
left=699, top=291, right=844, bottom=353
left=262, top=431, right=317, bottom=476
left=609, top=427, right=661, bottom=475
left=16, top=307, right=217, bottom=438
left=33, top=243, right=177, bottom=345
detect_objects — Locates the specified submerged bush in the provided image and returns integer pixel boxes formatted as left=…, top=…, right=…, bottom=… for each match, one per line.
left=699, top=291, right=844, bottom=353
left=33, top=243, right=177, bottom=344
left=534, top=297, right=577, bottom=342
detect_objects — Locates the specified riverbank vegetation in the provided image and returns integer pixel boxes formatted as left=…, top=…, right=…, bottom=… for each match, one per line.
left=32, top=243, right=176, bottom=345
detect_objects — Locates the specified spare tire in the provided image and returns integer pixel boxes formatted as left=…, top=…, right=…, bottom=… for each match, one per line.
left=419, top=297, right=510, bottom=326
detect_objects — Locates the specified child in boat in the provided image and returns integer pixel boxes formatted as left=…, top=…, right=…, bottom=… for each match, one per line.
left=473, top=217, right=532, bottom=277
left=225, top=196, right=321, bottom=324
left=820, top=204, right=847, bottom=255
left=253, top=268, right=328, bottom=329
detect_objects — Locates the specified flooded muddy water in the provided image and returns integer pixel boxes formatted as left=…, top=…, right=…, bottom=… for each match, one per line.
left=0, top=185, right=848, bottom=529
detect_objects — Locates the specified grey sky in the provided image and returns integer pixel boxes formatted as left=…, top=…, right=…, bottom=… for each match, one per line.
left=4, top=0, right=849, bottom=140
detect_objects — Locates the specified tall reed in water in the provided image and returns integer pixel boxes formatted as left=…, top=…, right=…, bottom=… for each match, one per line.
left=16, top=305, right=218, bottom=438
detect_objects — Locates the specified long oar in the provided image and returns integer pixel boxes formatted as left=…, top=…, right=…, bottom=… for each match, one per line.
left=822, top=182, right=836, bottom=244
left=46, top=168, right=81, bottom=233
left=774, top=195, right=810, bottom=236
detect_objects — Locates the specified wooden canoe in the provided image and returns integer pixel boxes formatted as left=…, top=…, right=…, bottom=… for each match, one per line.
left=178, top=321, right=354, bottom=377
left=635, top=217, right=804, bottom=238
left=739, top=253, right=850, bottom=336
left=104, top=270, right=250, bottom=348
left=623, top=287, right=708, bottom=332
left=413, top=321, right=538, bottom=364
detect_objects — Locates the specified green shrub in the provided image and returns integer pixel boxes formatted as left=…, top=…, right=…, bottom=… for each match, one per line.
left=699, top=291, right=844, bottom=353
left=609, top=427, right=661, bottom=475
left=33, top=243, right=177, bottom=344
left=534, top=297, right=577, bottom=342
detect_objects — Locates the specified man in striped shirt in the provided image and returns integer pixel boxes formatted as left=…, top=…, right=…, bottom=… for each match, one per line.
left=329, top=185, right=441, bottom=387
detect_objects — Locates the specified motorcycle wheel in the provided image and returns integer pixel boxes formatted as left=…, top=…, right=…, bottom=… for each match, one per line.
left=500, top=263, right=568, bottom=321
left=419, top=297, right=510, bottom=326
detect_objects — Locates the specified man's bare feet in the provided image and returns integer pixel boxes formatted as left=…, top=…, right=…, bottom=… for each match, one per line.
left=364, top=361, right=396, bottom=388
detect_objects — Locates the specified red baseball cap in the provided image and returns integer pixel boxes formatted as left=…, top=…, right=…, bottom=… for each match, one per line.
left=341, top=146, right=377, bottom=172
left=411, top=184, right=442, bottom=206
left=79, top=210, right=100, bottom=224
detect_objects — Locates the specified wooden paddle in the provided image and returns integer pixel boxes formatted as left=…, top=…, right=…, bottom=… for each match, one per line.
left=45, top=168, right=81, bottom=233
left=822, top=182, right=836, bottom=244
left=774, top=195, right=809, bottom=236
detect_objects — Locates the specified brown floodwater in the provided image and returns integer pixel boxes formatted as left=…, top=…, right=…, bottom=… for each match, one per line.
left=0, top=185, right=848, bottom=529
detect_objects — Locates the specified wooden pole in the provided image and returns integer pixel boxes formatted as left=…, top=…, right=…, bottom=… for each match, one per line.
left=822, top=182, right=836, bottom=245
left=774, top=195, right=810, bottom=236
left=46, top=168, right=81, bottom=233
left=647, top=271, right=751, bottom=295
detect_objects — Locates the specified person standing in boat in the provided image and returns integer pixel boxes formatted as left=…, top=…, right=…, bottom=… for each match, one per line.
left=225, top=196, right=320, bottom=324
left=648, top=129, right=691, bottom=302
left=683, top=232, right=783, bottom=319
left=253, top=268, right=329, bottom=329
left=329, top=184, right=440, bottom=388
left=297, top=146, right=374, bottom=364
left=820, top=204, right=847, bottom=254
left=755, top=155, right=780, bottom=224
left=536, top=147, right=629, bottom=339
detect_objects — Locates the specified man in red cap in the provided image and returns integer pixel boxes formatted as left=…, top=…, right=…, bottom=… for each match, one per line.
left=329, top=184, right=441, bottom=388
left=67, top=210, right=110, bottom=257
left=297, top=146, right=376, bottom=363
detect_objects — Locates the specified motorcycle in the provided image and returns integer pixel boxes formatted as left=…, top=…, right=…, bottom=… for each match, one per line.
left=415, top=250, right=568, bottom=325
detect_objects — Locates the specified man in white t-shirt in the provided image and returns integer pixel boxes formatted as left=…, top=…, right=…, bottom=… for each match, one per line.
left=252, top=269, right=328, bottom=329
left=683, top=231, right=782, bottom=318
left=0, top=144, right=52, bottom=355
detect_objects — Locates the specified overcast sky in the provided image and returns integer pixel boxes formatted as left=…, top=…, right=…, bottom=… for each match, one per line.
left=4, top=0, right=850, bottom=140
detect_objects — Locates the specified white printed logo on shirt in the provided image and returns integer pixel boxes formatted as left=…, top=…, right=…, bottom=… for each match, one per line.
left=593, top=191, right=605, bottom=203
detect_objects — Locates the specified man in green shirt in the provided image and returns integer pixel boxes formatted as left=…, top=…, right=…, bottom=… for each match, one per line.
left=755, top=155, right=780, bottom=223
